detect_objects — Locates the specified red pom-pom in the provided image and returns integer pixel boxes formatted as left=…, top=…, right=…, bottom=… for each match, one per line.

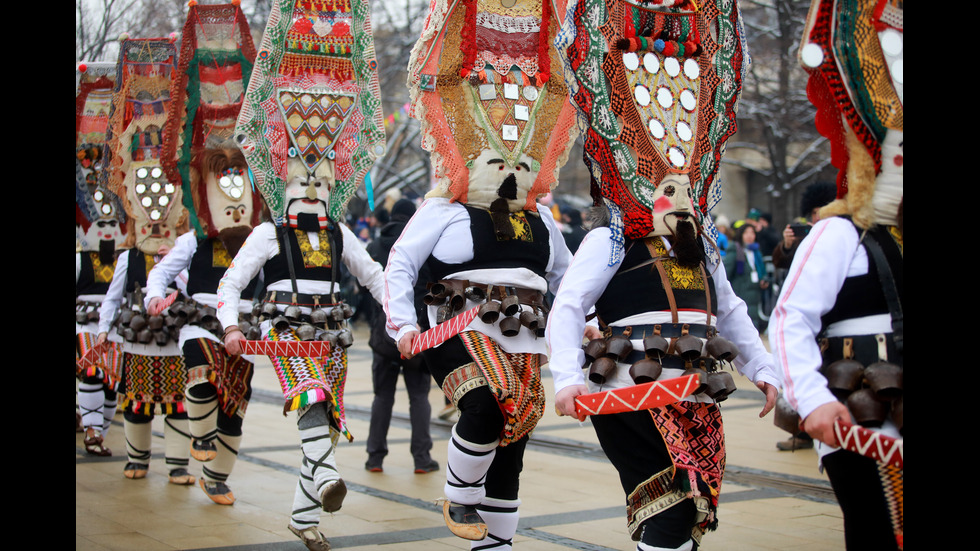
left=78, top=63, right=88, bottom=73
left=663, top=42, right=677, bottom=56
left=231, top=0, right=240, bottom=5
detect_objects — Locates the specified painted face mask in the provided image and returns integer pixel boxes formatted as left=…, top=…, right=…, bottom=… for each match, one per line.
left=559, top=0, right=746, bottom=242
left=407, top=0, right=578, bottom=212
left=102, top=37, right=188, bottom=255
left=799, top=0, right=903, bottom=228
left=162, top=2, right=260, bottom=242
left=76, top=61, right=125, bottom=254
left=235, top=0, right=386, bottom=228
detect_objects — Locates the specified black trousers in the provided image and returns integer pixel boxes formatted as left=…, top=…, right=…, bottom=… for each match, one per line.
left=423, top=334, right=526, bottom=501
left=822, top=449, right=900, bottom=550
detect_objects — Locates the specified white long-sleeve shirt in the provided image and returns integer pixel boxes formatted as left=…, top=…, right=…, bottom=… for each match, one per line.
left=545, top=226, right=780, bottom=398
left=383, top=198, right=573, bottom=355
left=216, top=221, right=385, bottom=330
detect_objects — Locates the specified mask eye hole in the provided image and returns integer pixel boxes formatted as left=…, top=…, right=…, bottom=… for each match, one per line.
left=663, top=185, right=675, bottom=197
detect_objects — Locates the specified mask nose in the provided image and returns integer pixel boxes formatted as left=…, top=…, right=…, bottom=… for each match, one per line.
left=306, top=184, right=318, bottom=201
left=232, top=209, right=242, bottom=223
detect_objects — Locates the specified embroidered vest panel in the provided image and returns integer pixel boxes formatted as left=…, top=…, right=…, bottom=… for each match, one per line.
left=264, top=226, right=344, bottom=285
left=76, top=252, right=117, bottom=297
left=427, top=206, right=550, bottom=281
left=821, top=221, right=902, bottom=330
left=595, top=238, right=717, bottom=325
left=187, top=238, right=259, bottom=298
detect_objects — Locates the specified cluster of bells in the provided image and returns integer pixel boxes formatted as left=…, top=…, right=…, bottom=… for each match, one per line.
left=583, top=325, right=741, bottom=402
left=257, top=299, right=355, bottom=348
left=424, top=282, right=547, bottom=338
left=108, top=289, right=182, bottom=345
left=822, top=357, right=903, bottom=435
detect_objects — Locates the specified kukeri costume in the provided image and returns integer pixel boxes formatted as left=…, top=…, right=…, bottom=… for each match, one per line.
left=76, top=61, right=124, bottom=456
left=390, top=0, right=577, bottom=546
left=772, top=1, right=903, bottom=548
left=98, top=37, right=195, bottom=485
left=547, top=1, right=778, bottom=549
left=145, top=1, right=262, bottom=505
left=225, top=1, right=386, bottom=548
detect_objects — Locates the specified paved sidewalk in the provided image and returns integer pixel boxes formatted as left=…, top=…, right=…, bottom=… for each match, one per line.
left=76, top=327, right=844, bottom=550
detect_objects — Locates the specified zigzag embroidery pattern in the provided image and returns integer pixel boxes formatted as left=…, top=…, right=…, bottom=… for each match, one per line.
left=834, top=420, right=903, bottom=470
left=242, top=340, right=332, bottom=357
left=574, top=374, right=702, bottom=417
left=411, top=306, right=480, bottom=355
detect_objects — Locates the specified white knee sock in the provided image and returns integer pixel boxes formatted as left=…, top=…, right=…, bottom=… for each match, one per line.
left=164, top=415, right=191, bottom=468
left=473, top=497, right=520, bottom=550
left=637, top=540, right=694, bottom=551
left=78, top=382, right=105, bottom=432
left=125, top=418, right=152, bottom=465
left=203, top=433, right=242, bottom=483
left=445, top=425, right=498, bottom=506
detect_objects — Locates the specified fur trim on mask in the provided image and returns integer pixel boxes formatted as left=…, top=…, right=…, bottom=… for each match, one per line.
left=819, top=122, right=876, bottom=229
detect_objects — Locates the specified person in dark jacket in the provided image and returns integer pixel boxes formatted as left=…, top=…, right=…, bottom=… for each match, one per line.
left=364, top=199, right=439, bottom=474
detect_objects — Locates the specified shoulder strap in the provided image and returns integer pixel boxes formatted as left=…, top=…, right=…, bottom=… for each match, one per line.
left=860, top=228, right=903, bottom=355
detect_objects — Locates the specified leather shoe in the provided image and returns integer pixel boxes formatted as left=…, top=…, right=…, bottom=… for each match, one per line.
left=442, top=500, right=487, bottom=540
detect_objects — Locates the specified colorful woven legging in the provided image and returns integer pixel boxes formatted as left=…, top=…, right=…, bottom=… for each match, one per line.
left=267, top=327, right=351, bottom=441
left=457, top=331, right=544, bottom=445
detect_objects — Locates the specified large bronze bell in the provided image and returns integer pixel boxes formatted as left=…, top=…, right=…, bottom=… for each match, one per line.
left=773, top=396, right=802, bottom=435
left=705, top=335, right=739, bottom=363
left=129, top=313, right=148, bottom=332
left=464, top=286, right=486, bottom=302
left=341, top=303, right=354, bottom=319
left=823, top=359, right=865, bottom=400
left=119, top=309, right=135, bottom=326
left=295, top=323, right=317, bottom=341
left=863, top=362, right=903, bottom=401
left=154, top=330, right=170, bottom=346
left=534, top=314, right=547, bottom=338
left=137, top=328, right=153, bottom=344
left=846, top=389, right=888, bottom=428
left=448, top=291, right=466, bottom=312
left=86, top=309, right=100, bottom=323
left=683, top=360, right=709, bottom=394
left=629, top=358, right=662, bottom=384
left=148, top=315, right=165, bottom=331
left=499, top=315, right=521, bottom=337
left=675, top=332, right=703, bottom=361
left=500, top=293, right=520, bottom=317
left=272, top=315, right=291, bottom=332
left=589, top=356, right=617, bottom=384
left=284, top=304, right=302, bottom=323
left=261, top=301, right=278, bottom=318
left=76, top=309, right=90, bottom=324
left=245, top=325, right=262, bottom=340
left=519, top=310, right=539, bottom=332
left=705, top=371, right=737, bottom=401
left=310, top=308, right=329, bottom=327
left=479, top=301, right=501, bottom=324
left=583, top=339, right=607, bottom=366
left=643, top=334, right=669, bottom=359
left=200, top=307, right=218, bottom=324
left=604, top=334, right=634, bottom=362
left=336, top=329, right=354, bottom=348
left=122, top=327, right=137, bottom=342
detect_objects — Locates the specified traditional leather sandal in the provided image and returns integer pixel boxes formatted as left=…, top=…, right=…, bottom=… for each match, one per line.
left=190, top=438, right=217, bottom=462
left=199, top=479, right=236, bottom=505
left=168, top=468, right=196, bottom=485
left=83, top=432, right=112, bottom=457
left=442, top=500, right=487, bottom=541
left=288, top=524, right=331, bottom=551
left=319, top=479, right=347, bottom=513
left=123, top=462, right=148, bottom=479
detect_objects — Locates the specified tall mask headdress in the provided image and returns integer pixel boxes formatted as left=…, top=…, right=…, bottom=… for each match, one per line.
left=799, top=0, right=903, bottom=229
left=163, top=2, right=263, bottom=240
left=559, top=0, right=745, bottom=243
left=102, top=37, right=189, bottom=254
left=235, top=0, right=387, bottom=228
left=407, top=0, right=578, bottom=211
left=77, top=62, right=126, bottom=252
